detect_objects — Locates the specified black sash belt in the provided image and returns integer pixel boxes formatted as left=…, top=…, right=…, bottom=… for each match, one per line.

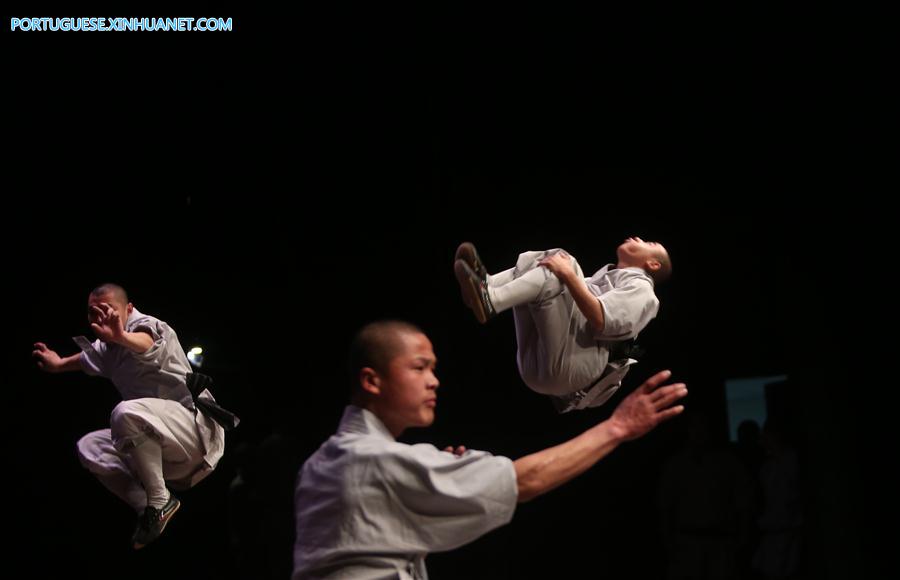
left=185, top=372, right=240, bottom=431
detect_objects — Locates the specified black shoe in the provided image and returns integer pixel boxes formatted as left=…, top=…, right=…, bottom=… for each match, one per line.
left=455, top=242, right=487, bottom=280
left=454, top=259, right=496, bottom=324
left=132, top=494, right=181, bottom=549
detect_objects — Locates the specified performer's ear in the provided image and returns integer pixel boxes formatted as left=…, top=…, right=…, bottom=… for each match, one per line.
left=126, top=302, right=134, bottom=315
left=360, top=367, right=381, bottom=396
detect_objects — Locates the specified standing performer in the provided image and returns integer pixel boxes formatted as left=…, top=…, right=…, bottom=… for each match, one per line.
left=293, top=320, right=687, bottom=578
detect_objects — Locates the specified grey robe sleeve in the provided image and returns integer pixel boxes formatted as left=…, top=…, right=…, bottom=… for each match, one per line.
left=376, top=443, right=518, bottom=553
left=595, top=279, right=659, bottom=340
left=129, top=317, right=168, bottom=363
left=79, top=339, right=107, bottom=377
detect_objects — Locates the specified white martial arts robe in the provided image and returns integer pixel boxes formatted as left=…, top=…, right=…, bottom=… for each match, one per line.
left=511, top=252, right=659, bottom=405
left=293, top=406, right=518, bottom=579
left=75, top=308, right=225, bottom=510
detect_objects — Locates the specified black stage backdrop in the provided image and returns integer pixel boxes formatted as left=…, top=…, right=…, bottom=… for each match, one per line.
left=4, top=5, right=895, bottom=579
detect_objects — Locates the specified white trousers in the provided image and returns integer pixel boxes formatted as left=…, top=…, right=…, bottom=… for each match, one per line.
left=488, top=249, right=608, bottom=397
left=76, top=398, right=212, bottom=512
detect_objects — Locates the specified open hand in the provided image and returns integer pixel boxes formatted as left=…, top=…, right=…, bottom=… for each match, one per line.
left=608, top=370, right=687, bottom=442
left=89, top=302, right=126, bottom=343
left=33, top=342, right=63, bottom=373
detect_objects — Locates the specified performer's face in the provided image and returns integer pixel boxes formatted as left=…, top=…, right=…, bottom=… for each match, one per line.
left=87, top=291, right=132, bottom=340
left=617, top=237, right=667, bottom=269
left=375, top=331, right=440, bottom=436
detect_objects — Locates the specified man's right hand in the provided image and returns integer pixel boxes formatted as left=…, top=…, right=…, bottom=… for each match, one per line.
left=607, top=370, right=687, bottom=442
left=33, top=342, right=63, bottom=373
left=538, top=251, right=575, bottom=280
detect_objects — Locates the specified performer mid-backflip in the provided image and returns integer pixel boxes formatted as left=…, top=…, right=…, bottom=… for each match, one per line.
left=454, top=237, right=671, bottom=412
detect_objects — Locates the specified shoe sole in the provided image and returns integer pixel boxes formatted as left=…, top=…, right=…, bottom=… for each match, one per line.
left=133, top=499, right=181, bottom=550
left=454, top=260, right=489, bottom=324
left=455, top=242, right=486, bottom=279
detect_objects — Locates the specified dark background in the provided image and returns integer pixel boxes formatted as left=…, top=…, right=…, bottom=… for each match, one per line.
left=4, top=4, right=895, bottom=579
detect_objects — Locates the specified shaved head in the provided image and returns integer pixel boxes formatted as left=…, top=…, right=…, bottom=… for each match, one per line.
left=616, top=238, right=672, bottom=285
left=86, top=283, right=134, bottom=342
left=348, top=320, right=424, bottom=390
left=649, top=247, right=672, bottom=284
left=90, top=283, right=129, bottom=305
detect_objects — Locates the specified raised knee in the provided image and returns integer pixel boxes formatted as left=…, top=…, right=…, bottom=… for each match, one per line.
left=75, top=433, right=96, bottom=462
left=110, top=401, right=147, bottom=438
left=76, top=431, right=111, bottom=472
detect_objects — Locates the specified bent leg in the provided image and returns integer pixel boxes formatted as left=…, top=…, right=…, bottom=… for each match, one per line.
left=490, top=249, right=570, bottom=313
left=110, top=399, right=208, bottom=508
left=76, top=429, right=147, bottom=512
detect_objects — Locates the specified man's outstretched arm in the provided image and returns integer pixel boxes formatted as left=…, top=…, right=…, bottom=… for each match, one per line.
left=513, top=370, right=686, bottom=502
left=33, top=342, right=83, bottom=373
